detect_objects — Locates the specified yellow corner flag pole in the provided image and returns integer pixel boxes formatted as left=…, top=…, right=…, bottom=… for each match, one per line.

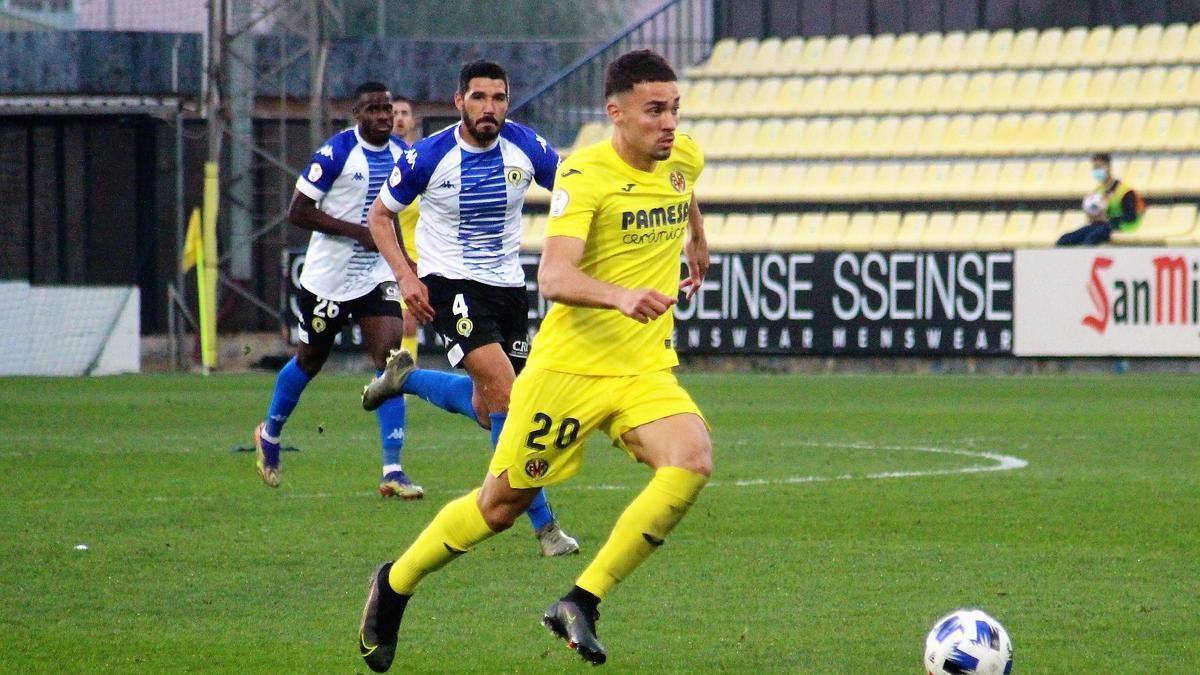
left=200, top=162, right=220, bottom=373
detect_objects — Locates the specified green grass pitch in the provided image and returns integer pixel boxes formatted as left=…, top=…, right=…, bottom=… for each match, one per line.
left=1, top=372, right=1196, bottom=672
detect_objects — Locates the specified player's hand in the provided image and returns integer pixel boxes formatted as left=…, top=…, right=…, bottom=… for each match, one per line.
left=356, top=228, right=379, bottom=252
left=681, top=235, right=709, bottom=301
left=400, top=275, right=435, bottom=323
left=619, top=288, right=676, bottom=324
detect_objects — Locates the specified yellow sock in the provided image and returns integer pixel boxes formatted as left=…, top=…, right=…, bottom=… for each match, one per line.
left=576, top=466, right=708, bottom=599
left=388, top=488, right=494, bottom=595
left=401, top=335, right=419, bottom=361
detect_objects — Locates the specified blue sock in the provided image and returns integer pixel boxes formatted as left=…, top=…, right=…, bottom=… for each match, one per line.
left=376, top=369, right=407, bottom=474
left=488, top=412, right=555, bottom=531
left=403, top=369, right=477, bottom=422
left=263, top=356, right=311, bottom=438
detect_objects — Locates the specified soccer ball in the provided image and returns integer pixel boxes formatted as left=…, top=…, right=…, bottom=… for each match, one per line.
left=1082, top=192, right=1106, bottom=217
left=924, top=609, right=1013, bottom=675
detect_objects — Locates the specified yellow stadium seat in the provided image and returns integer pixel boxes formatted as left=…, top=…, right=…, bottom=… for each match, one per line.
left=1122, top=158, right=1154, bottom=195
left=1084, top=68, right=1117, bottom=109
left=794, top=76, right=829, bottom=114
left=1049, top=158, right=1088, bottom=197
left=844, top=75, right=874, bottom=113
left=683, top=120, right=715, bottom=151
left=778, top=119, right=805, bottom=158
left=846, top=118, right=876, bottom=157
left=768, top=213, right=799, bottom=249
left=801, top=118, right=832, bottom=158
left=888, top=32, right=919, bottom=72
left=867, top=75, right=899, bottom=113
left=747, top=37, right=782, bottom=76
left=894, top=212, right=929, bottom=248
left=778, top=77, right=807, bottom=114
left=935, top=31, right=967, bottom=70
left=689, top=38, right=736, bottom=77
left=1168, top=109, right=1198, bottom=151
left=992, top=114, right=1023, bottom=155
left=820, top=210, right=849, bottom=247
left=1113, top=111, right=1148, bottom=152
left=948, top=212, right=982, bottom=248
left=942, top=115, right=974, bottom=156
left=1134, top=66, right=1166, bottom=105
left=1029, top=28, right=1064, bottom=68
left=1152, top=23, right=1186, bottom=64
left=571, top=121, right=606, bottom=150
left=999, top=210, right=1035, bottom=247
left=873, top=162, right=903, bottom=198
left=819, top=35, right=850, bottom=74
left=842, top=34, right=873, bottom=73
left=1183, top=23, right=1200, bottom=63
left=1009, top=71, right=1043, bottom=110
left=725, top=39, right=761, bottom=77
left=1057, top=26, right=1088, bottom=68
left=1033, top=69, right=1068, bottom=110
left=1012, top=113, right=1047, bottom=155
left=917, top=115, right=950, bottom=156
left=789, top=213, right=826, bottom=250
left=1077, top=25, right=1113, bottom=67
left=773, top=37, right=806, bottom=76
left=1029, top=210, right=1064, bottom=247
left=937, top=73, right=969, bottom=112
left=1092, top=112, right=1123, bottom=150
left=730, top=164, right=762, bottom=201
left=700, top=164, right=738, bottom=201
left=911, top=32, right=943, bottom=71
left=681, top=78, right=714, bottom=117
left=1112, top=67, right=1142, bottom=107
left=964, top=114, right=999, bottom=155
left=729, top=79, right=759, bottom=115
left=962, top=72, right=994, bottom=112
left=915, top=74, right=945, bottom=113
left=922, top=161, right=952, bottom=199
left=740, top=214, right=775, bottom=249
left=521, top=214, right=546, bottom=252
left=796, top=163, right=829, bottom=199
left=822, top=76, right=852, bottom=114
left=712, top=214, right=748, bottom=250
left=1160, top=66, right=1193, bottom=105
left=1105, top=25, right=1138, bottom=66
left=997, top=159, right=1027, bottom=198
left=701, top=214, right=724, bottom=247
left=1130, top=24, right=1165, bottom=65
left=1059, top=69, right=1091, bottom=109
left=871, top=212, right=902, bottom=248
left=1040, top=112, right=1071, bottom=154
left=1164, top=212, right=1200, bottom=245
left=864, top=33, right=896, bottom=73
left=1150, top=157, right=1182, bottom=195
left=746, top=163, right=785, bottom=201
left=892, top=162, right=927, bottom=200
left=945, top=160, right=977, bottom=199
left=705, top=119, right=738, bottom=159
left=797, top=36, right=828, bottom=74
left=959, top=29, right=989, bottom=70
left=975, top=212, right=1009, bottom=248
left=1017, top=160, right=1053, bottom=198
left=777, top=164, right=805, bottom=201
left=981, top=29, right=1014, bottom=70
left=822, top=162, right=859, bottom=200
left=730, top=119, right=760, bottom=158
left=753, top=118, right=786, bottom=159
left=747, top=77, right=782, bottom=116
left=1006, top=27, right=1038, bottom=69
left=847, top=163, right=877, bottom=199
left=708, top=79, right=737, bottom=116
left=1140, top=110, right=1175, bottom=151
left=1113, top=204, right=1198, bottom=245
left=892, top=74, right=922, bottom=113
left=842, top=212, right=876, bottom=249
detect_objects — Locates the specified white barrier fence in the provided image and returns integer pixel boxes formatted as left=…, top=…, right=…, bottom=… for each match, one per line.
left=0, top=282, right=140, bottom=375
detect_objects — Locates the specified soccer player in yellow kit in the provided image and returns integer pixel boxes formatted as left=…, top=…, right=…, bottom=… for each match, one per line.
left=358, top=49, right=711, bottom=670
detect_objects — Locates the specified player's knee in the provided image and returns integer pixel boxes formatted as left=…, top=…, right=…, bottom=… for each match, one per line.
left=295, top=352, right=325, bottom=377
left=673, top=435, right=713, bottom=477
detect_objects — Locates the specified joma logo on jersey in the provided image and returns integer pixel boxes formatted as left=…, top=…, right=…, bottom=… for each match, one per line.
left=620, top=200, right=690, bottom=230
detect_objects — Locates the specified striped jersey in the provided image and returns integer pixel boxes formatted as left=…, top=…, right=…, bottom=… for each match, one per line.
left=295, top=126, right=409, bottom=301
left=378, top=121, right=559, bottom=287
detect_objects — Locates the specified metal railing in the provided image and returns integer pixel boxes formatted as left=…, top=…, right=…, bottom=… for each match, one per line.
left=512, top=0, right=715, bottom=149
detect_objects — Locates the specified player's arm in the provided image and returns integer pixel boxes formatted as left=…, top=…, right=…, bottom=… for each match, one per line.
left=680, top=199, right=708, bottom=300
left=287, top=191, right=376, bottom=251
left=538, top=236, right=675, bottom=324
left=368, top=196, right=434, bottom=321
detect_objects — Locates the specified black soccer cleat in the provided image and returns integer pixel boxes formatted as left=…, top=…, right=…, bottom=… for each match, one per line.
left=541, top=599, right=607, bottom=665
left=358, top=562, right=409, bottom=673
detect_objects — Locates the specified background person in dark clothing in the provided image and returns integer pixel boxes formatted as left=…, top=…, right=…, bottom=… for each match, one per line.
left=1056, top=153, right=1144, bottom=246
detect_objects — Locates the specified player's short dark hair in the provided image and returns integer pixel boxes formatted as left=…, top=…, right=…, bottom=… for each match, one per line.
left=1092, top=153, right=1112, bottom=165
left=354, top=81, right=390, bottom=99
left=458, top=60, right=508, bottom=94
left=391, top=94, right=411, bottom=105
left=604, top=49, right=676, bottom=98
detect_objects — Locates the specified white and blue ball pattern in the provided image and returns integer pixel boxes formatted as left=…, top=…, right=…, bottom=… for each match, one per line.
left=924, top=609, right=1013, bottom=675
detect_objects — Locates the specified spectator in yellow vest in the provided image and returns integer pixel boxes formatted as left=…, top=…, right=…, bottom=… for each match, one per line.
left=1057, top=153, right=1144, bottom=246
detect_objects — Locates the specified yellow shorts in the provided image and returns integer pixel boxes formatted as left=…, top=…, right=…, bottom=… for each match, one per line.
left=489, top=366, right=705, bottom=488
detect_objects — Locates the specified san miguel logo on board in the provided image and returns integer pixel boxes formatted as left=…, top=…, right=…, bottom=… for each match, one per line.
left=1080, top=254, right=1199, bottom=334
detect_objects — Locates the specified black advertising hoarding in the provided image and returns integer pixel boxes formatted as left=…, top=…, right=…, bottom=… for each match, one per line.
left=284, top=249, right=1014, bottom=356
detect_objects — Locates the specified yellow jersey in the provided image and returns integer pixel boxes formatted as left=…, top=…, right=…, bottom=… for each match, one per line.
left=396, top=199, right=420, bottom=262
left=527, top=133, right=704, bottom=376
